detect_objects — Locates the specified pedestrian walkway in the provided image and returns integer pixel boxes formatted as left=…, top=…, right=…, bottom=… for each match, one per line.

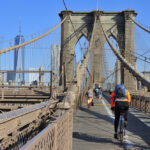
left=73, top=97, right=123, bottom=150
left=73, top=95, right=150, bottom=150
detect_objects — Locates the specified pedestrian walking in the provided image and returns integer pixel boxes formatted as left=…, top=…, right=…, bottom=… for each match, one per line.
left=86, top=87, right=93, bottom=109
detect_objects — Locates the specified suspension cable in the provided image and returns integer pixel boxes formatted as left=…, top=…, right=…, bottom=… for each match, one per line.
left=60, top=4, right=97, bottom=85
left=124, top=49, right=150, bottom=63
left=86, top=67, right=92, bottom=79
left=116, top=47, right=150, bottom=63
left=103, top=49, right=150, bottom=82
left=138, top=49, right=150, bottom=60
left=62, top=0, right=82, bottom=50
left=79, top=16, right=97, bottom=82
left=129, top=17, right=150, bottom=34
left=99, top=17, right=150, bottom=88
left=0, top=16, right=67, bottom=55
left=104, top=48, right=150, bottom=61
left=104, top=68, right=121, bottom=82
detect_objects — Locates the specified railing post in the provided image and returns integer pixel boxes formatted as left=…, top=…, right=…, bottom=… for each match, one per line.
left=76, top=63, right=80, bottom=89
left=67, top=110, right=70, bottom=150
left=148, top=101, right=150, bottom=114
left=54, top=122, right=57, bottom=150
left=1, top=72, right=4, bottom=100
left=68, top=109, right=73, bottom=150
left=145, top=98, right=147, bottom=113
left=62, top=65, right=66, bottom=91
left=140, top=97, right=142, bottom=111
left=136, top=96, right=139, bottom=108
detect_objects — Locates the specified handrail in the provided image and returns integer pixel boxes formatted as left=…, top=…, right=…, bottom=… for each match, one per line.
left=0, top=100, right=58, bottom=139
left=20, top=109, right=73, bottom=150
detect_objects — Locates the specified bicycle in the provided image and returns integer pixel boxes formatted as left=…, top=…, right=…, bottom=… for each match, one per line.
left=118, top=112, right=126, bottom=144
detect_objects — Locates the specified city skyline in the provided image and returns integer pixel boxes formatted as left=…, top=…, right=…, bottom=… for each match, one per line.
left=1, top=0, right=150, bottom=84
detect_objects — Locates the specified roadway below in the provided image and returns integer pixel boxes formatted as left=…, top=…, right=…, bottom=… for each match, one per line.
left=73, top=93, right=150, bottom=150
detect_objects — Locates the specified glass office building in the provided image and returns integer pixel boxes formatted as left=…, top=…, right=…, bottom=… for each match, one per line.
left=14, top=34, right=25, bottom=84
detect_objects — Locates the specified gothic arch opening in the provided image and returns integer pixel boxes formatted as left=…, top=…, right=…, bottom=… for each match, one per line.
left=73, top=36, right=89, bottom=78
left=60, top=10, right=137, bottom=90
left=103, top=36, right=120, bottom=91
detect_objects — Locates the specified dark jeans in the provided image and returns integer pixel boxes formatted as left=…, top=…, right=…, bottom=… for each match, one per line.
left=114, top=101, right=129, bottom=133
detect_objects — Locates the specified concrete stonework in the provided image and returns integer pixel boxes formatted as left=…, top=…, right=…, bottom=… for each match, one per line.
left=59, top=11, right=94, bottom=86
left=92, top=12, right=105, bottom=87
left=59, top=10, right=137, bottom=91
left=124, top=11, right=137, bottom=90
left=115, top=60, right=121, bottom=85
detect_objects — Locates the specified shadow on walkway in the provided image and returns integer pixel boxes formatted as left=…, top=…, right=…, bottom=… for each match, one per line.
left=73, top=131, right=116, bottom=144
left=79, top=106, right=112, bottom=124
left=73, top=131, right=150, bottom=150
left=103, top=93, right=150, bottom=148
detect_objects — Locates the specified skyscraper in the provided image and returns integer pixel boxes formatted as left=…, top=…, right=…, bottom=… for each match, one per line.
left=14, top=34, right=25, bottom=84
left=7, top=25, right=25, bottom=83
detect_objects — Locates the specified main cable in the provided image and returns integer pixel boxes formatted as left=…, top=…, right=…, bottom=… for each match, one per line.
left=62, top=0, right=83, bottom=56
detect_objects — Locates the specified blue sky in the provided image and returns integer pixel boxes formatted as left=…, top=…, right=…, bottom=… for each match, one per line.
left=0, top=0, right=150, bottom=40
left=0, top=0, right=150, bottom=76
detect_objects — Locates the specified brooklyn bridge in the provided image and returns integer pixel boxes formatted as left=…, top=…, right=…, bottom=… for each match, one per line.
left=0, top=1, right=150, bottom=150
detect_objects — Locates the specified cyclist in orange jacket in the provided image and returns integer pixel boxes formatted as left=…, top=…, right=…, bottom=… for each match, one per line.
left=111, top=84, right=131, bottom=139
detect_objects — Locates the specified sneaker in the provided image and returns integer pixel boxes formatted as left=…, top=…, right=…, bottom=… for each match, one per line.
left=114, top=133, right=118, bottom=139
left=124, top=121, right=128, bottom=127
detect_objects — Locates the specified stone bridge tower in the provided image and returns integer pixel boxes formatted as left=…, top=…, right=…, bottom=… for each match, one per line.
left=59, top=10, right=137, bottom=91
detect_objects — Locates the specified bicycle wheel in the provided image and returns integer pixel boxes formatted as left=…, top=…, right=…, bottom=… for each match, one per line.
left=120, top=129, right=124, bottom=144
left=119, top=120, right=124, bottom=144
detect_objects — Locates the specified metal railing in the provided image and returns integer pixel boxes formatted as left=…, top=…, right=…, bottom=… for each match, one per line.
left=131, top=91, right=150, bottom=114
left=20, top=109, right=73, bottom=150
left=19, top=84, right=82, bottom=150
left=0, top=100, right=59, bottom=149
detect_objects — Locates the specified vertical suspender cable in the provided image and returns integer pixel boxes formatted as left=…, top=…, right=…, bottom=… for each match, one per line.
left=99, top=16, right=150, bottom=89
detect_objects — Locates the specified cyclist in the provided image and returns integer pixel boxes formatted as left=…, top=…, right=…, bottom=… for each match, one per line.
left=110, top=84, right=131, bottom=139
